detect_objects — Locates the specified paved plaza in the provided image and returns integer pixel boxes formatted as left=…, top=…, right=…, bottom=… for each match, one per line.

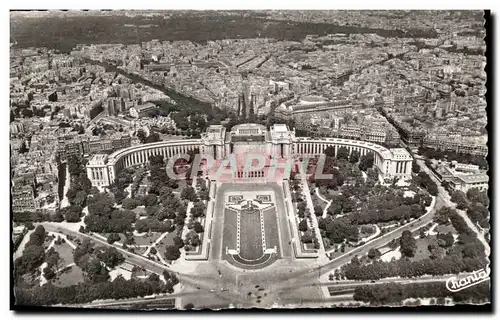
left=210, top=183, right=293, bottom=270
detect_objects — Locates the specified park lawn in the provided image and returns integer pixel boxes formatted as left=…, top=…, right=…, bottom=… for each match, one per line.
left=222, top=208, right=238, bottom=252
left=239, top=209, right=263, bottom=260
left=133, top=232, right=162, bottom=246
left=132, top=246, right=149, bottom=256
left=53, top=265, right=85, bottom=288
left=411, top=235, right=436, bottom=261
left=53, top=242, right=75, bottom=267
left=263, top=207, right=280, bottom=252
left=155, top=232, right=176, bottom=256
left=435, top=224, right=457, bottom=235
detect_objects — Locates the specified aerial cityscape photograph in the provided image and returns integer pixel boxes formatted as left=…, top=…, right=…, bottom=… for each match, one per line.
left=9, top=8, right=490, bottom=311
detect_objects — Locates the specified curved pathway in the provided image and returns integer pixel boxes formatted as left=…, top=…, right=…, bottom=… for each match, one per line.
left=315, top=187, right=332, bottom=219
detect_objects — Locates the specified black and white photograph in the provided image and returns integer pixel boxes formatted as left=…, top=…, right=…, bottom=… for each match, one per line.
left=8, top=5, right=492, bottom=312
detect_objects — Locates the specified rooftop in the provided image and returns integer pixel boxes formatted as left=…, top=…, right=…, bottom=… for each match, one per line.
left=203, top=124, right=226, bottom=140
left=456, top=174, right=489, bottom=184
left=231, top=123, right=266, bottom=136
left=272, top=124, right=288, bottom=133
left=390, top=148, right=413, bottom=160
left=88, top=154, right=108, bottom=166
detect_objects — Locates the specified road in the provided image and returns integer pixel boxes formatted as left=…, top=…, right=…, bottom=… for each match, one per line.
left=78, top=273, right=462, bottom=309
left=70, top=291, right=196, bottom=308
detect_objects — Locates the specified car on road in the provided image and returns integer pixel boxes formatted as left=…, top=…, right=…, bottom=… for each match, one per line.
left=221, top=288, right=228, bottom=292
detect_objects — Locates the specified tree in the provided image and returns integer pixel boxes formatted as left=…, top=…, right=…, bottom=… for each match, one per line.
left=43, top=266, right=56, bottom=280
left=399, top=230, right=416, bottom=258
left=15, top=245, right=45, bottom=276
left=73, top=190, right=87, bottom=207
left=297, top=201, right=307, bottom=212
left=451, top=191, right=468, bottom=210
left=122, top=198, right=139, bottom=210
left=298, top=219, right=309, bottom=232
left=173, top=236, right=184, bottom=248
left=165, top=245, right=181, bottom=261
left=184, top=303, right=194, bottom=309
left=368, top=248, right=381, bottom=259
left=181, top=186, right=197, bottom=202
left=427, top=183, right=438, bottom=196
left=45, top=248, right=61, bottom=270
left=184, top=230, right=201, bottom=247
left=143, top=194, right=158, bottom=207
left=427, top=243, right=446, bottom=260
left=107, top=233, right=121, bottom=244
left=150, top=247, right=157, bottom=255
left=52, top=210, right=65, bottom=223
left=412, top=160, right=421, bottom=174
left=301, top=232, right=314, bottom=243
left=193, top=221, right=204, bottom=233
left=324, top=146, right=336, bottom=158
left=313, top=205, right=323, bottom=217
left=97, top=247, right=125, bottom=268
left=64, top=204, right=83, bottom=222
left=359, top=153, right=375, bottom=171
left=163, top=270, right=171, bottom=281
left=137, top=129, right=149, bottom=144
left=321, top=216, right=359, bottom=244
left=147, top=273, right=161, bottom=284
left=149, top=155, right=165, bottom=167
left=28, top=225, right=46, bottom=247
left=85, top=259, right=110, bottom=283
left=466, top=203, right=489, bottom=224
left=337, top=147, right=349, bottom=160
left=434, top=206, right=454, bottom=225
left=419, top=228, right=426, bottom=239
left=190, top=203, right=205, bottom=218
left=349, top=150, right=360, bottom=164
left=73, top=239, right=95, bottom=267
left=466, top=188, right=489, bottom=207
left=437, top=232, right=455, bottom=248
left=21, top=108, right=33, bottom=118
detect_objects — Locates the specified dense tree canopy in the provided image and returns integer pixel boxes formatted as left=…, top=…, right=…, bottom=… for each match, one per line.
left=400, top=230, right=417, bottom=258
left=318, top=216, right=358, bottom=244
left=165, top=245, right=181, bottom=261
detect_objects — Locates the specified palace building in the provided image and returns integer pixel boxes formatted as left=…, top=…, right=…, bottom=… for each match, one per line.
left=86, top=123, right=413, bottom=187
